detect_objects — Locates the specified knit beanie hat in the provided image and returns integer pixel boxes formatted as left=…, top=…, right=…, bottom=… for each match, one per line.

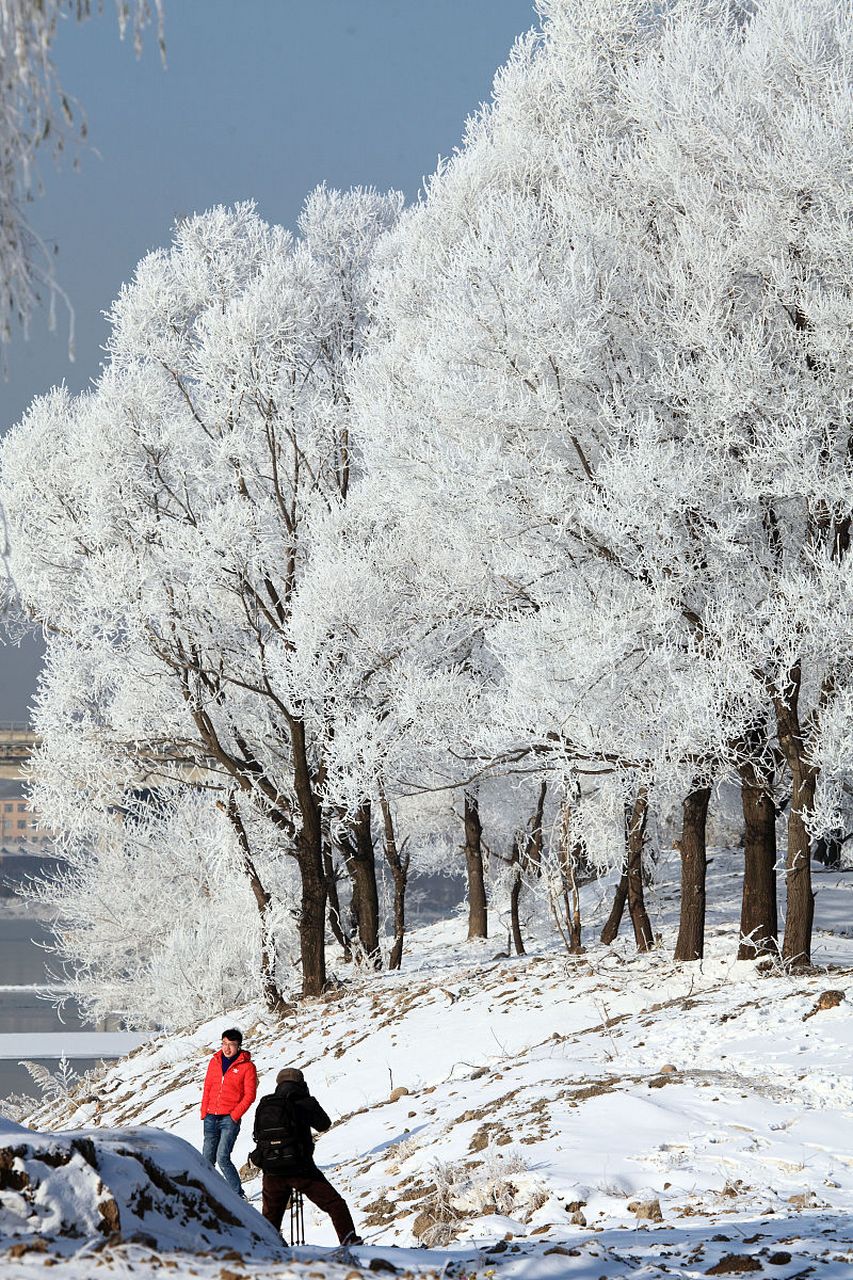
left=276, top=1067, right=305, bottom=1084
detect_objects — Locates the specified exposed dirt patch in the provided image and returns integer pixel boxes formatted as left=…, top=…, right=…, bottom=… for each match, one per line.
left=98, top=1196, right=121, bottom=1236
left=0, top=1149, right=29, bottom=1192
left=6, top=1239, right=48, bottom=1259
left=803, top=989, right=845, bottom=1020
left=705, top=1255, right=763, bottom=1274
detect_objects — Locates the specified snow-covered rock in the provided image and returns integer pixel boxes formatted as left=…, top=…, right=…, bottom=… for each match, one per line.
left=0, top=1120, right=283, bottom=1257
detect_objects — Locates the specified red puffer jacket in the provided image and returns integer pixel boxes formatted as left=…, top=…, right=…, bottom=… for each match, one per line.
left=201, top=1050, right=258, bottom=1122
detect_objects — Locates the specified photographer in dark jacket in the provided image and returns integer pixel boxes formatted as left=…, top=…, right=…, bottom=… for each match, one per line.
left=251, top=1067, right=361, bottom=1245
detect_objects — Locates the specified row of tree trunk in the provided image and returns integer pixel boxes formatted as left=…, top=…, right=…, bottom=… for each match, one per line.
left=486, top=759, right=817, bottom=974
left=608, top=761, right=810, bottom=968
left=242, top=729, right=821, bottom=1008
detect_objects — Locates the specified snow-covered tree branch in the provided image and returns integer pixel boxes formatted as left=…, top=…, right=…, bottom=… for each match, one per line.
left=0, top=0, right=164, bottom=350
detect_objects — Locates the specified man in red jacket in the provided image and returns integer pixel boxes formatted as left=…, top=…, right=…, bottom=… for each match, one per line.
left=200, top=1027, right=258, bottom=1197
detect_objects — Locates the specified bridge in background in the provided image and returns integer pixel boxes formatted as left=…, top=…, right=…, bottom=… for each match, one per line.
left=0, top=724, right=36, bottom=781
left=0, top=723, right=215, bottom=785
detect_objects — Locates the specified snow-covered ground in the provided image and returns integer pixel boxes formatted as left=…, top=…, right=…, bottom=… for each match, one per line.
left=2, top=850, right=851, bottom=1278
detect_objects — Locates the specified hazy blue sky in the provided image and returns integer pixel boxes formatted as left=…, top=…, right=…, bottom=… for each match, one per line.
left=0, top=0, right=537, bottom=723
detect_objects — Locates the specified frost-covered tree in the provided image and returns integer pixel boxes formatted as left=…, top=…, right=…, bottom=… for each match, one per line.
left=295, top=476, right=516, bottom=948
left=5, top=0, right=851, bottom=1021
left=1, top=188, right=402, bottom=1006
left=349, top=0, right=853, bottom=966
left=0, top=0, right=163, bottom=348
left=26, top=783, right=300, bottom=1028
left=597, top=0, right=853, bottom=965
left=347, top=0, right=732, bottom=958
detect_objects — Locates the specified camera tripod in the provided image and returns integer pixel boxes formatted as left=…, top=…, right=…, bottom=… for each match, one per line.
left=288, top=1188, right=305, bottom=1246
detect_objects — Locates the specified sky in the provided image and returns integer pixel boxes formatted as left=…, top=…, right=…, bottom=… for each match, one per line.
left=0, top=0, right=537, bottom=725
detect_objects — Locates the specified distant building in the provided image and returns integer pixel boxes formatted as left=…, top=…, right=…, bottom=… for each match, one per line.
left=0, top=779, right=53, bottom=851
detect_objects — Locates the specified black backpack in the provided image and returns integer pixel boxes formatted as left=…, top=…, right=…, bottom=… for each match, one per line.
left=250, top=1093, right=307, bottom=1174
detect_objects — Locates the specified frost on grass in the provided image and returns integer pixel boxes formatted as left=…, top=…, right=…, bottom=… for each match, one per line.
left=412, top=1152, right=549, bottom=1246
left=19, top=1054, right=78, bottom=1103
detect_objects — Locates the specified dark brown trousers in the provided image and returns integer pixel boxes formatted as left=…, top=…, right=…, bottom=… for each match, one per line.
left=261, top=1170, right=357, bottom=1244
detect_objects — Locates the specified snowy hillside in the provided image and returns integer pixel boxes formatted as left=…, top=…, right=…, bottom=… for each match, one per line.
left=3, top=851, right=852, bottom=1279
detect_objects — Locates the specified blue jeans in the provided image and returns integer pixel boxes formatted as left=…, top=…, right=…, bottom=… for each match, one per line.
left=202, top=1114, right=243, bottom=1196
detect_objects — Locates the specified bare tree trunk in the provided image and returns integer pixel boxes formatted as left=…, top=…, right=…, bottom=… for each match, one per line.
left=772, top=667, right=815, bottom=967
left=782, top=766, right=816, bottom=966
left=340, top=802, right=381, bottom=968
left=738, top=755, right=778, bottom=959
left=558, top=800, right=583, bottom=954
left=464, top=792, right=488, bottom=940
left=355, top=804, right=381, bottom=964
left=508, top=834, right=525, bottom=956
left=626, top=788, right=653, bottom=953
left=601, top=870, right=628, bottom=945
left=505, top=782, right=547, bottom=957
left=379, top=790, right=409, bottom=971
left=295, top=840, right=327, bottom=997
left=524, top=781, right=547, bottom=877
left=674, top=784, right=711, bottom=961
left=288, top=719, right=327, bottom=996
left=322, top=843, right=352, bottom=961
left=223, top=793, right=290, bottom=1016
left=185, top=681, right=327, bottom=995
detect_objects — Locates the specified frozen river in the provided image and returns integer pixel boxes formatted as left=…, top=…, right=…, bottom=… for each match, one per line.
left=0, top=912, right=87, bottom=1100
left=0, top=914, right=70, bottom=994
left=0, top=894, right=143, bottom=1104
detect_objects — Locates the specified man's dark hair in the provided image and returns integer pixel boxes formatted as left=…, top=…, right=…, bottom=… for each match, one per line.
left=222, top=1027, right=243, bottom=1045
